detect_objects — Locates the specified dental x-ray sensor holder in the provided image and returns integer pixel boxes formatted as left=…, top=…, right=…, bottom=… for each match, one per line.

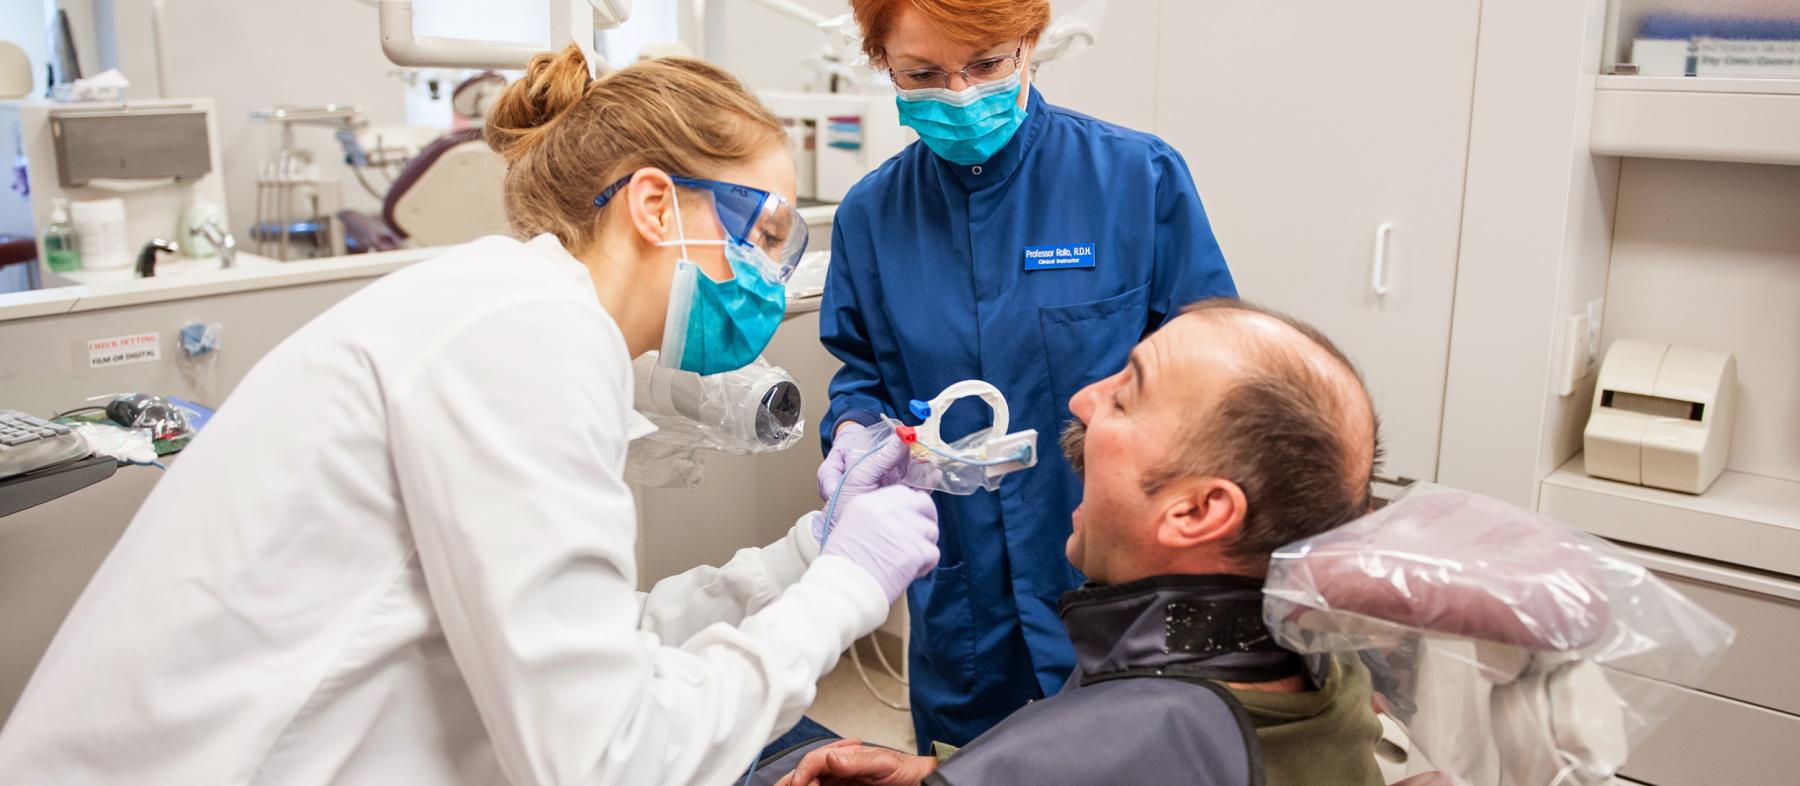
left=897, top=380, right=1038, bottom=493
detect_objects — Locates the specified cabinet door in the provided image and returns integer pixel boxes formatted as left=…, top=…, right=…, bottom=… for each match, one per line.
left=1154, top=1, right=1480, bottom=481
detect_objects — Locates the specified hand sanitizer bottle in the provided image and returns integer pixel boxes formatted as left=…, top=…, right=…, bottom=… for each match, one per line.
left=43, top=198, right=82, bottom=273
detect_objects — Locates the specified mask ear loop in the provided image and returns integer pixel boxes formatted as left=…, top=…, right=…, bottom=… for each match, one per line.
left=667, top=184, right=691, bottom=260
left=656, top=182, right=729, bottom=256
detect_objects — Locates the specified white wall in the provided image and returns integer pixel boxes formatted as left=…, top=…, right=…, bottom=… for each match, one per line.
left=706, top=0, right=849, bottom=91
left=707, top=0, right=1151, bottom=129
left=1030, top=0, right=1155, bottom=130
left=107, top=0, right=409, bottom=243
left=1601, top=158, right=1800, bottom=483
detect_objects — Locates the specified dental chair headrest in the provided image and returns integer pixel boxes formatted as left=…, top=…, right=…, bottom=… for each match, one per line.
left=1264, top=484, right=1737, bottom=786
left=1267, top=488, right=1610, bottom=652
left=382, top=127, right=486, bottom=239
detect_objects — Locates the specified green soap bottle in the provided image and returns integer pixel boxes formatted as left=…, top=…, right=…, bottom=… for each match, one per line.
left=44, top=198, right=82, bottom=273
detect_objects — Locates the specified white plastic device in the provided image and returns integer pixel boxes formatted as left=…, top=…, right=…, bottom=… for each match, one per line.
left=377, top=0, right=632, bottom=70
left=908, top=380, right=1038, bottom=482
left=1584, top=339, right=1737, bottom=494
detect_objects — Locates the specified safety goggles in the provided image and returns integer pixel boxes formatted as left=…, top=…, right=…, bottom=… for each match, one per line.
left=594, top=174, right=809, bottom=282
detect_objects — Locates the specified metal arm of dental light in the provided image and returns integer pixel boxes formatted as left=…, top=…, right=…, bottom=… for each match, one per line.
left=375, top=0, right=634, bottom=70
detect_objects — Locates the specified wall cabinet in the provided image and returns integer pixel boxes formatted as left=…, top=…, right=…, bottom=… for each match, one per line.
left=1150, top=1, right=1481, bottom=482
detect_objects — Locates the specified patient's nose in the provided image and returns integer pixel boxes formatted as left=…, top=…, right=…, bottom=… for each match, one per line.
left=1069, top=383, right=1095, bottom=423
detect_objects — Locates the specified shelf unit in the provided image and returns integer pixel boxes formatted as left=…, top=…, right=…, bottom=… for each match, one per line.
left=1540, top=454, right=1800, bottom=578
left=1440, top=1, right=1800, bottom=781
left=1591, top=76, right=1800, bottom=166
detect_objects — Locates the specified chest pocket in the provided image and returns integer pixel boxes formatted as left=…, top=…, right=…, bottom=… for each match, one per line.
left=1037, top=283, right=1151, bottom=417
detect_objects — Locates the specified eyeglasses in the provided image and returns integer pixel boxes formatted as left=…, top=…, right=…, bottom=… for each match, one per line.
left=888, top=42, right=1023, bottom=91
left=594, top=174, right=809, bottom=282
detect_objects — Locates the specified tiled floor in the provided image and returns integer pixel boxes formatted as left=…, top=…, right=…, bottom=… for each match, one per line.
left=807, top=639, right=917, bottom=752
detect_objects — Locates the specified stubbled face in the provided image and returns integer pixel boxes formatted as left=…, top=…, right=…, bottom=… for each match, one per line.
left=1060, top=316, right=1247, bottom=583
left=881, top=6, right=1032, bottom=100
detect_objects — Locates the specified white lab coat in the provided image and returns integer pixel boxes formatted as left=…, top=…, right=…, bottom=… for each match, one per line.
left=0, top=235, right=888, bottom=785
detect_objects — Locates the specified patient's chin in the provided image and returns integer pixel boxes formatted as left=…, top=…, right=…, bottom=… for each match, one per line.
left=1066, top=507, right=1087, bottom=569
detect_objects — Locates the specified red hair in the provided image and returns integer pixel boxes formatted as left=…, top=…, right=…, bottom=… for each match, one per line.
left=851, top=0, right=1051, bottom=65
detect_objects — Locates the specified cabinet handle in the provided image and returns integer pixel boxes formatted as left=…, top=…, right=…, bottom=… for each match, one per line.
left=1371, top=221, right=1394, bottom=298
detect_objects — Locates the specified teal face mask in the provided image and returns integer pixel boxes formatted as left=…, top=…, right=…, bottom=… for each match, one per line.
left=895, top=72, right=1027, bottom=166
left=657, top=190, right=788, bottom=376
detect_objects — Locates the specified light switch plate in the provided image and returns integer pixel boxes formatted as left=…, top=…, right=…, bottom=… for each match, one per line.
left=1584, top=298, right=1604, bottom=370
left=1558, top=313, right=1591, bottom=397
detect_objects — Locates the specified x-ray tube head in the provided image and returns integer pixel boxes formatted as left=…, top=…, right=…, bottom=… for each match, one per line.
left=625, top=353, right=806, bottom=487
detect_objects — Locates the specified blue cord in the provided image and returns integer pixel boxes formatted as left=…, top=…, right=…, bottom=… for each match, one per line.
left=820, top=433, right=890, bottom=547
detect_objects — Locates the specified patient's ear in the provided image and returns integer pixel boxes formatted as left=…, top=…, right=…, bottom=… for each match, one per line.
left=1155, top=476, right=1247, bottom=552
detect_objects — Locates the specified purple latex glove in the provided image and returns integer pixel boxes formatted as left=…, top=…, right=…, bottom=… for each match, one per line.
left=818, top=424, right=913, bottom=528
left=822, top=485, right=941, bottom=605
left=818, top=422, right=890, bottom=500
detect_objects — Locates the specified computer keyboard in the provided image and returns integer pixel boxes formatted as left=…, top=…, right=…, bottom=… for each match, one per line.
left=0, top=410, right=92, bottom=480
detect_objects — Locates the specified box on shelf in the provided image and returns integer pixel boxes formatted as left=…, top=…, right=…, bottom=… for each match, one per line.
left=1627, top=13, right=1800, bottom=78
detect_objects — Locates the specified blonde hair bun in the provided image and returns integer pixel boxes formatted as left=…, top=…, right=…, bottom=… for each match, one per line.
left=487, top=46, right=787, bottom=252
left=485, top=44, right=593, bottom=164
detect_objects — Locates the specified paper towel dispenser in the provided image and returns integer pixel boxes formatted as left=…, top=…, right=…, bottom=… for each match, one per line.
left=1584, top=339, right=1737, bottom=494
left=51, top=107, right=212, bottom=187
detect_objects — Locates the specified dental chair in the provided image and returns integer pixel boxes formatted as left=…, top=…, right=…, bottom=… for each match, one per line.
left=381, top=127, right=508, bottom=246
left=340, top=127, right=509, bottom=253
left=0, top=234, right=39, bottom=293
left=1265, top=485, right=1735, bottom=786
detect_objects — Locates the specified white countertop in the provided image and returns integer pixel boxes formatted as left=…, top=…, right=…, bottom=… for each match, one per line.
left=2, top=205, right=839, bottom=324
left=0, top=247, right=442, bottom=323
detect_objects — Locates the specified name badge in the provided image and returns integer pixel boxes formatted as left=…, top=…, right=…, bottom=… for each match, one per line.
left=1023, top=242, right=1097, bottom=271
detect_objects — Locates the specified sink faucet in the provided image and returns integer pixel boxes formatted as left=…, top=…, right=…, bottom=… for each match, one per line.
left=136, top=239, right=179, bottom=277
left=190, top=217, right=238, bottom=269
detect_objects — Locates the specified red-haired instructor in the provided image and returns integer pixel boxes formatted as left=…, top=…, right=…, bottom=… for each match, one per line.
left=819, top=0, right=1239, bottom=749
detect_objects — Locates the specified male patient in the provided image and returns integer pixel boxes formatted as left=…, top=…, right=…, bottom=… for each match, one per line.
left=771, top=299, right=1386, bottom=786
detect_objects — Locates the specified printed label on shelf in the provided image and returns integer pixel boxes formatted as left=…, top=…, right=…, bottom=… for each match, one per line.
left=86, top=332, right=162, bottom=368
left=1695, top=38, right=1800, bottom=78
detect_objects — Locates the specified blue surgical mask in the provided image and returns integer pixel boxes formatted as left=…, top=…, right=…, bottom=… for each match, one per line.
left=895, top=72, right=1028, bottom=166
left=657, top=190, right=788, bottom=376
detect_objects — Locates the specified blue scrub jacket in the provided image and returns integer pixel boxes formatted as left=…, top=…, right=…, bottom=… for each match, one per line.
left=820, top=87, right=1236, bottom=749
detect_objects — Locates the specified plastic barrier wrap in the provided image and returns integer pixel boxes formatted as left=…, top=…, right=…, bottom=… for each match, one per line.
left=828, top=417, right=1036, bottom=497
left=625, top=353, right=804, bottom=487
left=1263, top=483, right=1735, bottom=786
